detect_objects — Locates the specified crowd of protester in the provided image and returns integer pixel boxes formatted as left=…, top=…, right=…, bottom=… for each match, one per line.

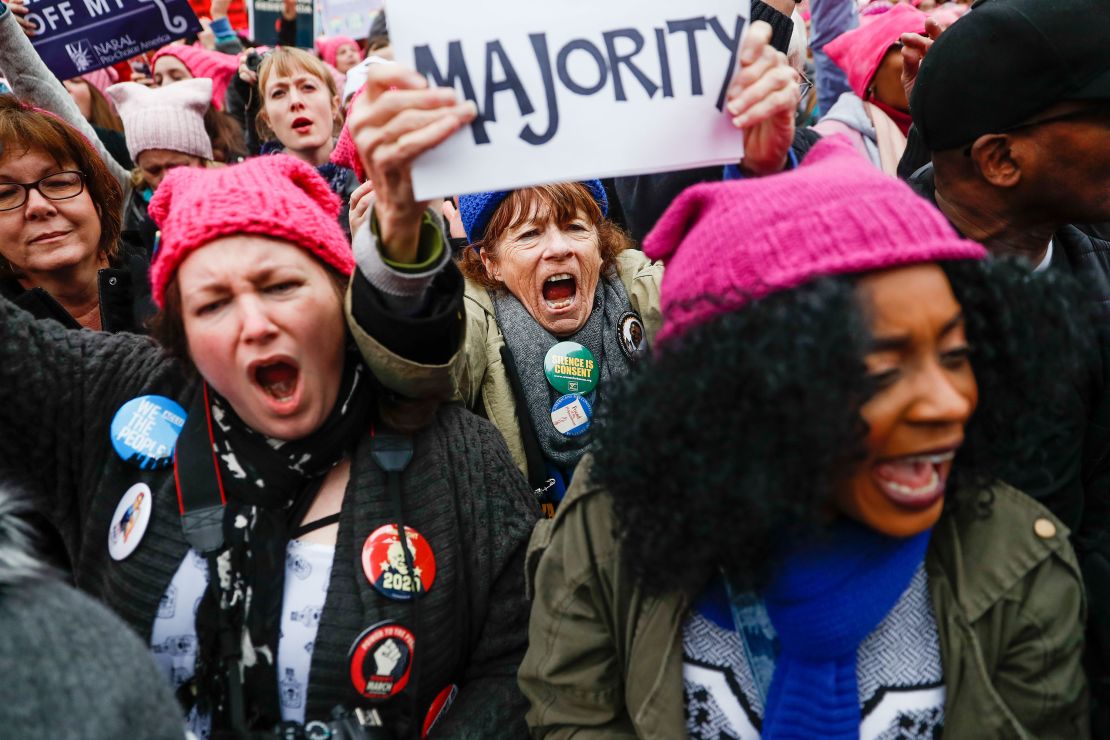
left=0, top=0, right=1107, bottom=737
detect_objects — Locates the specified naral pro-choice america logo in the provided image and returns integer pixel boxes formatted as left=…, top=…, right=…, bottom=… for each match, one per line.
left=64, top=38, right=94, bottom=72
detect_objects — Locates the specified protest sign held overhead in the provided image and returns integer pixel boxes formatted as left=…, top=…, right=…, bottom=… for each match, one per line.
left=388, top=0, right=750, bottom=200
left=27, top=0, right=201, bottom=78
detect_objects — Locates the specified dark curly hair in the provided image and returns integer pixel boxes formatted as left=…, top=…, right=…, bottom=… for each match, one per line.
left=591, top=258, right=1093, bottom=596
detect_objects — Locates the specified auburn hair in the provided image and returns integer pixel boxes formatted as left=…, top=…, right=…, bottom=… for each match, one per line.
left=459, top=182, right=630, bottom=290
left=0, top=95, right=123, bottom=273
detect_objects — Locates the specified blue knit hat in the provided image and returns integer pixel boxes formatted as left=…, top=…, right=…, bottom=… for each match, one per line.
left=459, top=180, right=609, bottom=245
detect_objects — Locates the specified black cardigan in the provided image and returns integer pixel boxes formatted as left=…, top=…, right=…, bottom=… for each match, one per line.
left=0, top=277, right=539, bottom=737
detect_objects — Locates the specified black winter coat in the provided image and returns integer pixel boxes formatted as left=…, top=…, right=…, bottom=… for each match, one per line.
left=0, top=242, right=154, bottom=334
left=909, top=162, right=1110, bottom=733
left=0, top=285, right=539, bottom=738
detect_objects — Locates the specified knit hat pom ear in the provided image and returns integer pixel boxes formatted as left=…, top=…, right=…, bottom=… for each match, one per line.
left=147, top=166, right=196, bottom=228
left=280, top=156, right=343, bottom=219
left=642, top=185, right=712, bottom=262
left=104, top=81, right=148, bottom=109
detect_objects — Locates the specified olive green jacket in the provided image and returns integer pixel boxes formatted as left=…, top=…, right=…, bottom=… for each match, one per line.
left=348, top=250, right=663, bottom=477
left=519, top=456, right=1091, bottom=739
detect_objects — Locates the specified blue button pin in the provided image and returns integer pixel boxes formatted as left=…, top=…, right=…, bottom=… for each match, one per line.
left=550, top=393, right=592, bottom=437
left=110, top=395, right=187, bottom=469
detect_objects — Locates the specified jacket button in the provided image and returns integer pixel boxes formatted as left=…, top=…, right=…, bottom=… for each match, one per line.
left=1034, top=518, right=1057, bottom=539
left=108, top=276, right=118, bottom=286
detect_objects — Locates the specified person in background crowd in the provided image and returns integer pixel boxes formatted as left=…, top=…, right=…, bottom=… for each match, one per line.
left=316, top=35, right=364, bottom=75
left=903, top=0, right=1110, bottom=729
left=815, top=4, right=925, bottom=174
left=151, top=45, right=237, bottom=109
left=0, top=489, right=186, bottom=739
left=0, top=154, right=538, bottom=737
left=62, top=70, right=132, bottom=169
left=806, top=0, right=857, bottom=117
left=341, top=12, right=393, bottom=106
left=520, top=136, right=1091, bottom=739
left=107, top=78, right=217, bottom=256
left=150, top=44, right=248, bottom=162
left=256, top=46, right=359, bottom=235
left=341, top=20, right=798, bottom=517
left=367, top=9, right=391, bottom=57
left=0, top=97, right=153, bottom=332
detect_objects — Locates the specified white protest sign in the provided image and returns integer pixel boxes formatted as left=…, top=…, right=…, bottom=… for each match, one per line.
left=388, top=0, right=749, bottom=200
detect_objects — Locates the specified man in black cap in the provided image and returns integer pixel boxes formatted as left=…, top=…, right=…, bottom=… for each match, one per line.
left=905, top=0, right=1110, bottom=727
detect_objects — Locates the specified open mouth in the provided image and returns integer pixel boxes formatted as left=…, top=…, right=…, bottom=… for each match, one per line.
left=871, top=450, right=955, bottom=510
left=542, top=273, right=577, bottom=311
left=291, top=117, right=313, bottom=134
left=253, top=360, right=300, bottom=403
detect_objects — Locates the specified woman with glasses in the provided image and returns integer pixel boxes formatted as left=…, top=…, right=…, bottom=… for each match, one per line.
left=0, top=96, right=150, bottom=332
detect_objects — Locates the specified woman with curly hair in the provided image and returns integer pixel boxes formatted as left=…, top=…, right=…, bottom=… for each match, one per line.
left=519, top=137, right=1091, bottom=739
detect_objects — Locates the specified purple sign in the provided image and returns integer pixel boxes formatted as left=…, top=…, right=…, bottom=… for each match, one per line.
left=27, top=0, right=201, bottom=79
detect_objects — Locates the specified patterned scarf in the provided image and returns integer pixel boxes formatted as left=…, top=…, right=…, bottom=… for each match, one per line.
left=492, top=272, right=634, bottom=472
left=188, top=349, right=373, bottom=730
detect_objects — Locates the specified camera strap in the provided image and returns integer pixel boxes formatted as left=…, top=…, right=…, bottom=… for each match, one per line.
left=174, top=383, right=248, bottom=734
left=369, top=426, right=424, bottom=737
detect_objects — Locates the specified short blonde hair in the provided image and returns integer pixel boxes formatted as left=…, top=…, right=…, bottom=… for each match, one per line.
left=256, top=47, right=341, bottom=140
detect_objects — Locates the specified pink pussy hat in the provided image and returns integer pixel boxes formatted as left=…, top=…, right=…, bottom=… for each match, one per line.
left=642, top=136, right=987, bottom=345
left=147, top=154, right=355, bottom=308
left=315, top=35, right=362, bottom=68
left=150, top=44, right=238, bottom=111
left=825, top=4, right=927, bottom=99
left=107, top=78, right=214, bottom=162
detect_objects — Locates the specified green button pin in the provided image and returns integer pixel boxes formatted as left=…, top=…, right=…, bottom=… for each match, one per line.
left=544, top=342, right=599, bottom=395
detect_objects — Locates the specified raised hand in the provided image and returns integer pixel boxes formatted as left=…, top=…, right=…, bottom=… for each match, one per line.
left=346, top=62, right=475, bottom=263
left=725, top=21, right=799, bottom=176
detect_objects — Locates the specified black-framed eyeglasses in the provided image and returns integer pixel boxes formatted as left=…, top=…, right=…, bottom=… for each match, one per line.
left=0, top=170, right=86, bottom=212
left=963, top=102, right=1110, bottom=156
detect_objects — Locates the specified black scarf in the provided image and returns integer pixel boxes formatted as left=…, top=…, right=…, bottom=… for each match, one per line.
left=181, top=350, right=373, bottom=732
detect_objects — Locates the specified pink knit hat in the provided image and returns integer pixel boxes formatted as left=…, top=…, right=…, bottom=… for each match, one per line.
left=824, top=4, right=926, bottom=99
left=329, top=83, right=365, bottom=180
left=151, top=45, right=238, bottom=111
left=642, top=136, right=987, bottom=345
left=107, top=79, right=214, bottom=162
left=147, top=154, right=355, bottom=307
left=315, top=36, right=362, bottom=69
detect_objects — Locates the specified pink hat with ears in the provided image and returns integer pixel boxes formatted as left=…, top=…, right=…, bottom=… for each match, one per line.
left=150, top=44, right=238, bottom=110
left=315, top=35, right=362, bottom=68
left=107, top=78, right=214, bottom=162
left=147, top=154, right=354, bottom=308
left=825, top=4, right=926, bottom=99
left=642, top=136, right=987, bottom=345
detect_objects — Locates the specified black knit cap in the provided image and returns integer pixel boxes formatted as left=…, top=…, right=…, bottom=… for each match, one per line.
left=910, top=0, right=1110, bottom=151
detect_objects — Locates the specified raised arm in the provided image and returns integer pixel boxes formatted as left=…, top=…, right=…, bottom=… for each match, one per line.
left=0, top=1, right=132, bottom=196
left=343, top=62, right=478, bottom=408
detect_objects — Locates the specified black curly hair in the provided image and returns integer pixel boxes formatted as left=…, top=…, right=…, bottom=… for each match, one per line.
left=591, top=258, right=1093, bottom=596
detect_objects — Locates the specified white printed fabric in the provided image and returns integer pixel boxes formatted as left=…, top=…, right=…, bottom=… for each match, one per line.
left=151, top=540, right=335, bottom=736
left=683, top=565, right=945, bottom=740
left=277, top=539, right=334, bottom=723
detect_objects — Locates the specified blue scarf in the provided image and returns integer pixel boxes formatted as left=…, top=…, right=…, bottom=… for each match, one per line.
left=760, top=521, right=931, bottom=739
